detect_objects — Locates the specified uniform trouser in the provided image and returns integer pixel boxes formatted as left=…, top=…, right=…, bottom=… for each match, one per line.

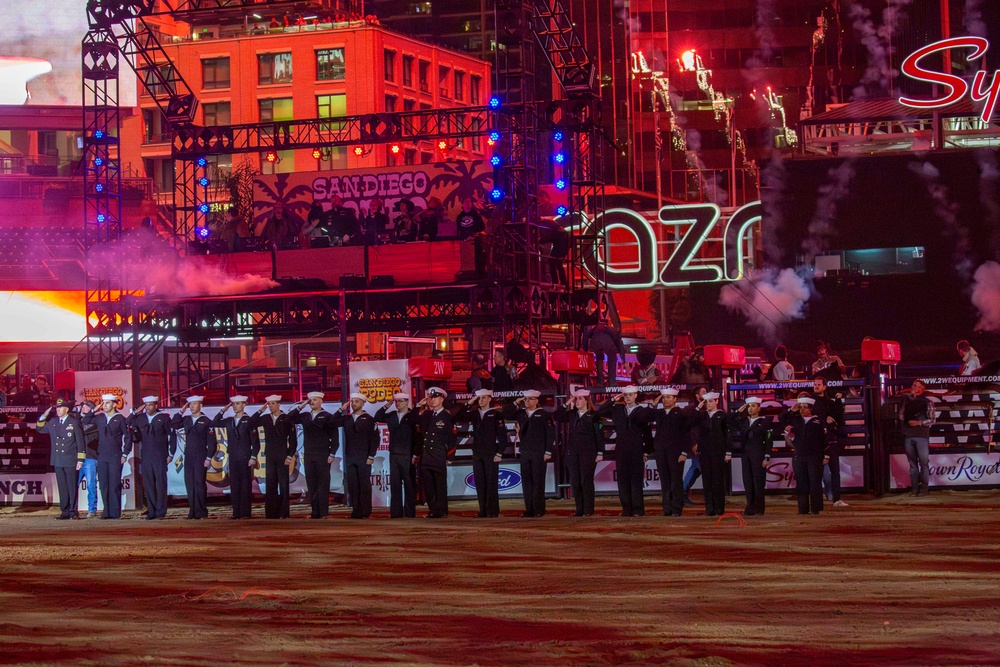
left=654, top=446, right=685, bottom=515
left=520, top=451, right=547, bottom=516
left=265, top=459, right=291, bottom=518
left=615, top=446, right=646, bottom=515
left=471, top=454, right=500, bottom=516
left=566, top=450, right=597, bottom=516
left=345, top=461, right=373, bottom=518
left=141, top=457, right=169, bottom=518
left=229, top=457, right=253, bottom=518
left=793, top=455, right=824, bottom=514
left=904, top=436, right=930, bottom=493
left=97, top=459, right=123, bottom=518
left=742, top=451, right=767, bottom=515
left=700, top=452, right=727, bottom=515
left=77, top=459, right=98, bottom=513
left=55, top=465, right=78, bottom=517
left=304, top=458, right=332, bottom=518
left=420, top=465, right=448, bottom=517
left=389, top=454, right=416, bottom=518
left=823, top=436, right=843, bottom=501
left=184, top=459, right=208, bottom=519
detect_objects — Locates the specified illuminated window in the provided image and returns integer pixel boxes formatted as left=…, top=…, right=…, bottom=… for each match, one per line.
left=259, top=98, right=294, bottom=122
left=814, top=247, right=926, bottom=278
left=202, top=57, right=230, bottom=89
left=202, top=101, right=231, bottom=126
left=258, top=52, right=292, bottom=85
left=317, top=93, right=347, bottom=131
left=316, top=48, right=345, bottom=81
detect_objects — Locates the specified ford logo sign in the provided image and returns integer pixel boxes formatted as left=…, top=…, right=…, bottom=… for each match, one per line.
left=464, top=468, right=523, bottom=490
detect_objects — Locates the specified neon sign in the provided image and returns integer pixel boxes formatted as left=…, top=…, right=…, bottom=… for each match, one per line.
left=898, top=37, right=1000, bottom=123
left=574, top=201, right=761, bottom=290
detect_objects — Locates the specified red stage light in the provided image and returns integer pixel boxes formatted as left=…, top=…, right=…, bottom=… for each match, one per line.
left=312, top=148, right=322, bottom=159
left=437, top=140, right=448, bottom=151
left=353, top=145, right=365, bottom=156
left=390, top=143, right=401, bottom=155
left=265, top=151, right=277, bottom=163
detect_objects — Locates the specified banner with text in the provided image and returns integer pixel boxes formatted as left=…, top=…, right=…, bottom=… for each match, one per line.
left=890, top=452, right=1000, bottom=488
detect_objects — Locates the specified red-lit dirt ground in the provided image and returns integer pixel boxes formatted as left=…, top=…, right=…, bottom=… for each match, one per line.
left=1, top=491, right=999, bottom=666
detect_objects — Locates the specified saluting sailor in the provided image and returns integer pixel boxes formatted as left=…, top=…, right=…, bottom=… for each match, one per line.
left=289, top=391, right=339, bottom=519
left=171, top=396, right=217, bottom=520
left=457, top=388, right=508, bottom=518
left=80, top=394, right=130, bottom=520
left=333, top=392, right=380, bottom=519
left=416, top=387, right=456, bottom=519
left=213, top=395, right=260, bottom=520
left=374, top=392, right=420, bottom=518
left=37, top=398, right=85, bottom=520
left=127, top=396, right=174, bottom=520
left=506, top=389, right=554, bottom=518
left=252, top=395, right=297, bottom=519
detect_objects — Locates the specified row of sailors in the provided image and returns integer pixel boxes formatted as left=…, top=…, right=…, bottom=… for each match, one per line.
left=37, top=384, right=835, bottom=521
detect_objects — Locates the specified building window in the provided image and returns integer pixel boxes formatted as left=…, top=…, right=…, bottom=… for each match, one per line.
left=260, top=150, right=294, bottom=175
left=317, top=93, right=347, bottom=130
left=403, top=98, right=415, bottom=112
left=404, top=148, right=416, bottom=165
left=384, top=49, right=396, bottom=82
left=471, top=117, right=481, bottom=152
left=315, top=146, right=348, bottom=171
left=454, top=71, right=465, bottom=102
left=259, top=98, right=294, bottom=122
left=402, top=55, right=414, bottom=88
left=418, top=60, right=430, bottom=93
left=144, top=64, right=174, bottom=97
left=470, top=75, right=481, bottom=105
left=438, top=65, right=451, bottom=98
left=316, top=48, right=345, bottom=81
left=385, top=95, right=397, bottom=113
left=203, top=101, right=231, bottom=126
left=258, top=52, right=292, bottom=85
left=142, top=108, right=171, bottom=144
left=202, top=57, right=230, bottom=89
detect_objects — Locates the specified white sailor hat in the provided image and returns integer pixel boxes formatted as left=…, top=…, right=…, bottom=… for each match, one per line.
left=703, top=392, right=721, bottom=400
left=393, top=393, right=411, bottom=401
left=572, top=389, right=591, bottom=398
left=744, top=396, right=762, bottom=404
left=660, top=388, right=679, bottom=396
left=141, top=395, right=159, bottom=404
left=474, top=389, right=493, bottom=397
left=100, top=393, right=117, bottom=402
left=265, top=394, right=282, bottom=403
left=797, top=396, right=816, bottom=405
left=426, top=387, right=447, bottom=397
left=307, top=391, right=325, bottom=399
left=621, top=385, right=640, bottom=394
left=349, top=392, right=367, bottom=401
left=230, top=395, right=249, bottom=403
left=522, top=389, right=541, bottom=398
left=186, top=395, right=205, bottom=403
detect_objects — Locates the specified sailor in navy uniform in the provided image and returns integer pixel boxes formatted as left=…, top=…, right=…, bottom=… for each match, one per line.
left=596, top=386, right=652, bottom=517
left=416, top=387, right=456, bottom=518
left=289, top=391, right=339, bottom=519
left=732, top=396, right=774, bottom=516
left=643, top=388, right=692, bottom=517
left=251, top=394, right=297, bottom=519
left=81, top=393, right=130, bottom=519
left=170, top=396, right=217, bottom=519
left=457, top=388, right=508, bottom=517
left=37, top=398, right=85, bottom=519
left=782, top=396, right=831, bottom=515
left=333, top=392, right=380, bottom=519
left=374, top=392, right=421, bottom=518
left=553, top=389, right=604, bottom=517
left=691, top=391, right=732, bottom=517
left=506, top=389, right=554, bottom=517
left=127, top=396, right=175, bottom=520
left=213, top=395, right=260, bottom=519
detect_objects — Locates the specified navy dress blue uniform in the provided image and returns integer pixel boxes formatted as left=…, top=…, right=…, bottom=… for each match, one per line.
left=127, top=410, right=175, bottom=519
left=374, top=405, right=420, bottom=518
left=37, top=410, right=85, bottom=519
left=692, top=409, right=732, bottom=516
left=783, top=412, right=831, bottom=514
left=289, top=407, right=339, bottom=518
left=553, top=406, right=605, bottom=516
left=418, top=408, right=456, bottom=518
left=457, top=404, right=509, bottom=517
left=252, top=411, right=297, bottom=519
left=596, top=400, right=651, bottom=516
left=334, top=410, right=380, bottom=518
left=212, top=411, right=260, bottom=519
left=82, top=410, right=130, bottom=519
left=732, top=413, right=775, bottom=515
left=643, top=405, right=692, bottom=516
left=507, top=406, right=554, bottom=517
left=170, top=412, right=217, bottom=519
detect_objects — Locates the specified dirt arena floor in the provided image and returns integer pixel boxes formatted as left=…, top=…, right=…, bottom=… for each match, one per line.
left=1, top=491, right=999, bottom=667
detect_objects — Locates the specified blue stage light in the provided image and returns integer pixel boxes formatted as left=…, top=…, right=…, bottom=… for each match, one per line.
left=94, top=130, right=104, bottom=139
left=553, top=152, right=566, bottom=164
left=198, top=203, right=210, bottom=214
left=490, top=187, right=504, bottom=202
left=490, top=155, right=502, bottom=167
left=196, top=156, right=208, bottom=168
left=94, top=157, right=103, bottom=167
left=489, top=130, right=501, bottom=142
left=555, top=179, right=567, bottom=190
left=553, top=131, right=564, bottom=142
left=196, top=227, right=210, bottom=239
left=95, top=183, right=104, bottom=193
left=198, top=176, right=210, bottom=187
left=488, top=96, right=501, bottom=109
left=96, top=213, right=106, bottom=223
left=556, top=205, right=568, bottom=216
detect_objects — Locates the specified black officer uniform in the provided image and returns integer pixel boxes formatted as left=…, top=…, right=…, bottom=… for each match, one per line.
left=553, top=404, right=605, bottom=516
left=418, top=406, right=456, bottom=518
left=595, top=399, right=651, bottom=517
left=810, top=390, right=846, bottom=503
left=782, top=409, right=831, bottom=514
left=692, top=408, right=732, bottom=517
left=37, top=402, right=85, bottom=519
left=212, top=409, right=260, bottom=519
left=289, top=405, right=339, bottom=519
left=127, top=408, right=175, bottom=520
left=82, top=408, right=130, bottom=519
left=374, top=404, right=421, bottom=518
left=252, top=409, right=297, bottom=519
left=642, top=402, right=692, bottom=516
left=170, top=410, right=217, bottom=519
left=457, top=402, right=509, bottom=517
left=732, top=410, right=775, bottom=516
left=333, top=408, right=380, bottom=518
left=505, top=402, right=555, bottom=517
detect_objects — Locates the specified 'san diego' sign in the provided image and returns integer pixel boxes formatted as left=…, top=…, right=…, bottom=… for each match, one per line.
left=899, top=37, right=1000, bottom=123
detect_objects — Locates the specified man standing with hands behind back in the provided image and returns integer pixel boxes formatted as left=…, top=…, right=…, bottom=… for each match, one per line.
left=37, top=398, right=85, bottom=520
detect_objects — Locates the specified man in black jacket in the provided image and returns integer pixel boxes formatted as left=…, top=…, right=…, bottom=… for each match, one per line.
left=37, top=398, right=85, bottom=520
left=334, top=392, right=380, bottom=518
left=171, top=396, right=217, bottom=520
left=213, top=395, right=260, bottom=519
left=732, top=397, right=774, bottom=516
left=252, top=394, right=297, bottom=519
left=507, top=389, right=554, bottom=517
left=810, top=376, right=848, bottom=507
left=691, top=391, right=732, bottom=517
left=81, top=394, right=130, bottom=519
left=289, top=391, right=339, bottom=519
left=782, top=396, right=831, bottom=515
left=128, top=396, right=175, bottom=520
left=596, top=386, right=650, bottom=517
left=417, top=387, right=455, bottom=518
left=374, top=393, right=420, bottom=518
left=645, top=388, right=691, bottom=517
left=457, top=388, right=508, bottom=517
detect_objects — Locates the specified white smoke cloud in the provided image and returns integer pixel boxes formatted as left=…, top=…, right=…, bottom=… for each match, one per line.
left=971, top=261, right=1000, bottom=331
left=909, top=161, right=971, bottom=280
left=964, top=0, right=988, bottom=38
left=719, top=268, right=812, bottom=342
left=804, top=160, right=855, bottom=262
left=849, top=0, right=915, bottom=100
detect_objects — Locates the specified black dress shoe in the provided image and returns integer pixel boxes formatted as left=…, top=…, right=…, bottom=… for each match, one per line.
left=573, top=512, right=584, bottom=517
left=475, top=512, right=487, bottom=518
left=534, top=512, right=546, bottom=518
left=671, top=512, right=683, bottom=517
left=618, top=512, right=633, bottom=517
left=426, top=513, right=439, bottom=519
left=519, top=512, right=535, bottom=518
left=634, top=511, right=645, bottom=517
left=55, top=515, right=69, bottom=520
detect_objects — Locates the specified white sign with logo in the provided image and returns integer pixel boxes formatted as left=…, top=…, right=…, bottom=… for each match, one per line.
left=733, top=455, right=866, bottom=492
left=447, top=462, right=557, bottom=498
left=890, top=452, right=1000, bottom=488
